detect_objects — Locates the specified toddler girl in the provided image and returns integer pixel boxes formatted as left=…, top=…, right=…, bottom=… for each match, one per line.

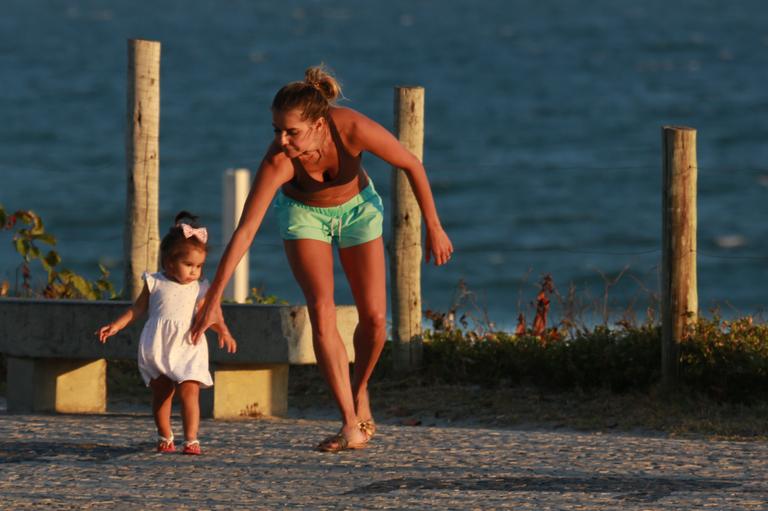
left=98, top=211, right=237, bottom=454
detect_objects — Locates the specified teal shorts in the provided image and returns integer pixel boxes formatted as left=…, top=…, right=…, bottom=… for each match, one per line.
left=275, top=181, right=384, bottom=248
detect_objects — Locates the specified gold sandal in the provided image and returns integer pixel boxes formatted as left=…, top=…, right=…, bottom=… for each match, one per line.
left=316, top=432, right=367, bottom=453
left=358, top=420, right=377, bottom=440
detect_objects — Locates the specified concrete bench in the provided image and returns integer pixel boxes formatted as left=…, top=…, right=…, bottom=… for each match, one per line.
left=0, top=298, right=357, bottom=418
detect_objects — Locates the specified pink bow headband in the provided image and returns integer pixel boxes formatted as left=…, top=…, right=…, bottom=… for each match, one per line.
left=178, top=223, right=208, bottom=244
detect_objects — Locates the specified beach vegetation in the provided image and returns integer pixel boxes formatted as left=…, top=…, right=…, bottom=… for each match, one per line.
left=418, top=277, right=768, bottom=404
left=0, top=205, right=116, bottom=300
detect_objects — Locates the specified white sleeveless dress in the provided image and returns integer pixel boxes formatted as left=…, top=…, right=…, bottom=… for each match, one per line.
left=137, top=272, right=214, bottom=387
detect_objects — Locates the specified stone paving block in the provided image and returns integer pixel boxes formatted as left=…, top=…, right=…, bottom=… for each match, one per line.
left=0, top=414, right=767, bottom=509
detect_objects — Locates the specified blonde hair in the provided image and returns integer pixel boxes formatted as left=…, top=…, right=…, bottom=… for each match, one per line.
left=271, top=64, right=342, bottom=121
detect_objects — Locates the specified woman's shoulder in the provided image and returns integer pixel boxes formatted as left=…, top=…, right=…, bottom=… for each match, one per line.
left=328, top=105, right=368, bottom=126
left=328, top=106, right=378, bottom=153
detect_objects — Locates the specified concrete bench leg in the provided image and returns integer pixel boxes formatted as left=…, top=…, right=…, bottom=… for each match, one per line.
left=7, top=357, right=106, bottom=414
left=202, top=363, right=289, bottom=419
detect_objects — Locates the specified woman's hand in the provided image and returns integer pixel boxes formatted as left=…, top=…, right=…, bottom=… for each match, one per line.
left=190, top=298, right=224, bottom=345
left=192, top=299, right=237, bottom=353
left=425, top=225, right=454, bottom=266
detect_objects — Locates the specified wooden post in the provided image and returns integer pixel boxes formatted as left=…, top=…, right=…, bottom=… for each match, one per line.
left=124, top=39, right=161, bottom=300
left=661, top=125, right=698, bottom=387
left=222, top=168, right=251, bottom=303
left=390, top=86, right=424, bottom=371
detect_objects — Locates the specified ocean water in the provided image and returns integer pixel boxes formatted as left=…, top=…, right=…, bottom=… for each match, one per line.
left=2, top=0, right=767, bottom=328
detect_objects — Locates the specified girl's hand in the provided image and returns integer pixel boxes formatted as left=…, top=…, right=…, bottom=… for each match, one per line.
left=217, top=329, right=238, bottom=354
left=425, top=225, right=454, bottom=266
left=97, top=324, right=118, bottom=343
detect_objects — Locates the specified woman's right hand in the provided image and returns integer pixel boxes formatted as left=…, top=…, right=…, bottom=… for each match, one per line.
left=190, top=298, right=224, bottom=345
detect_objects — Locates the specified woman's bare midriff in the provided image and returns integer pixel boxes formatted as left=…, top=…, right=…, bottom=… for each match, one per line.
left=281, top=171, right=370, bottom=208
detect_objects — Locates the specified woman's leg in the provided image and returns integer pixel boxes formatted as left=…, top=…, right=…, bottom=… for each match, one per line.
left=178, top=380, right=201, bottom=442
left=284, top=239, right=368, bottom=446
left=149, top=375, right=175, bottom=439
left=338, top=237, right=387, bottom=424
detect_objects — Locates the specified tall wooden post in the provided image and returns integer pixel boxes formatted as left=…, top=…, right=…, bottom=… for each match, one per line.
left=391, top=86, right=424, bottom=371
left=661, top=125, right=698, bottom=387
left=222, top=168, right=251, bottom=303
left=124, top=39, right=161, bottom=300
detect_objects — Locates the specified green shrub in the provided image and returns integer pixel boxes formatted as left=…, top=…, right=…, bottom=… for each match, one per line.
left=422, top=317, right=768, bottom=402
left=422, top=325, right=661, bottom=392
left=680, top=316, right=768, bottom=402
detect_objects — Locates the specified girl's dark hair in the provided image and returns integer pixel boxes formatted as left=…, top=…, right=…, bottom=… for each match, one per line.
left=271, top=64, right=342, bottom=121
left=159, top=211, right=207, bottom=269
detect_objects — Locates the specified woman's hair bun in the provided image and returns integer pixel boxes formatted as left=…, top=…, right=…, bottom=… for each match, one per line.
left=304, top=64, right=341, bottom=103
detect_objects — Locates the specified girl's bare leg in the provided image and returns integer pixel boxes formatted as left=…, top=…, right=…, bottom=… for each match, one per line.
left=178, top=380, right=201, bottom=441
left=150, top=376, right=175, bottom=440
left=338, top=237, right=387, bottom=424
left=284, top=239, right=367, bottom=446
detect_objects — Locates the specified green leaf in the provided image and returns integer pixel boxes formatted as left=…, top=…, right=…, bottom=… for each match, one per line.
left=15, top=211, right=34, bottom=226
left=14, top=238, right=29, bottom=259
left=69, top=273, right=96, bottom=299
left=33, top=232, right=56, bottom=245
left=28, top=212, right=44, bottom=235
left=44, top=250, right=61, bottom=268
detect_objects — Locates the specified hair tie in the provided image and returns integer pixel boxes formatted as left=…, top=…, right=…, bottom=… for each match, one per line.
left=177, top=223, right=208, bottom=244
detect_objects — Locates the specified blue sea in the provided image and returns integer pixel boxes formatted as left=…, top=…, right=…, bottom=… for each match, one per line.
left=2, top=0, right=767, bottom=328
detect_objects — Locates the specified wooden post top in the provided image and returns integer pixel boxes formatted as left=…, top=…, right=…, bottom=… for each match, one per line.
left=662, top=125, right=696, bottom=132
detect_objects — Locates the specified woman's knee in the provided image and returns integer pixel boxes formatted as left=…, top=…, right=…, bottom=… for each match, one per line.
left=359, top=311, right=387, bottom=338
left=306, top=300, right=338, bottom=338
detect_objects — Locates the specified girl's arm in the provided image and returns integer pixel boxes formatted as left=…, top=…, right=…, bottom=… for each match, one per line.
left=97, top=283, right=150, bottom=343
left=190, top=145, right=293, bottom=343
left=344, top=108, right=454, bottom=265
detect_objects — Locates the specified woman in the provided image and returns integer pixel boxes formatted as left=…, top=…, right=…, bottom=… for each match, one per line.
left=191, top=65, right=453, bottom=452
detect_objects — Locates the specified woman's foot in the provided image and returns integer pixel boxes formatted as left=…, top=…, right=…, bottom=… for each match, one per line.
left=316, top=424, right=368, bottom=453
left=354, top=389, right=376, bottom=439
left=358, top=419, right=377, bottom=440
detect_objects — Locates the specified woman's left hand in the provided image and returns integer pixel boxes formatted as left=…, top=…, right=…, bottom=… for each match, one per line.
left=425, top=225, right=454, bottom=266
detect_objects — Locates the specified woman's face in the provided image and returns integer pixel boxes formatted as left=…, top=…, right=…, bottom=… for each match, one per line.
left=272, top=108, right=322, bottom=158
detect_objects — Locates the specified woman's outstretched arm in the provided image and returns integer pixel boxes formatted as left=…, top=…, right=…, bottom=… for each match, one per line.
left=343, top=108, right=453, bottom=265
left=190, top=145, right=292, bottom=342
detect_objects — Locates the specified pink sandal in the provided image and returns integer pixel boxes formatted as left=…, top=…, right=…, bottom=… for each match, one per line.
left=183, top=439, right=202, bottom=455
left=157, top=435, right=175, bottom=453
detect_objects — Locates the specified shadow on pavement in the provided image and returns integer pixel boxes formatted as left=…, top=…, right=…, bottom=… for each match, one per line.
left=347, top=474, right=743, bottom=502
left=0, top=441, right=143, bottom=463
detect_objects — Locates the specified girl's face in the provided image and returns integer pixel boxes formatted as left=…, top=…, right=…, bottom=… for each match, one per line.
left=166, top=247, right=206, bottom=285
left=272, top=108, right=323, bottom=158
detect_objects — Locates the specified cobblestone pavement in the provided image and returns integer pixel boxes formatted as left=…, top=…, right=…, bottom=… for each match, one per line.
left=1, top=412, right=767, bottom=510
